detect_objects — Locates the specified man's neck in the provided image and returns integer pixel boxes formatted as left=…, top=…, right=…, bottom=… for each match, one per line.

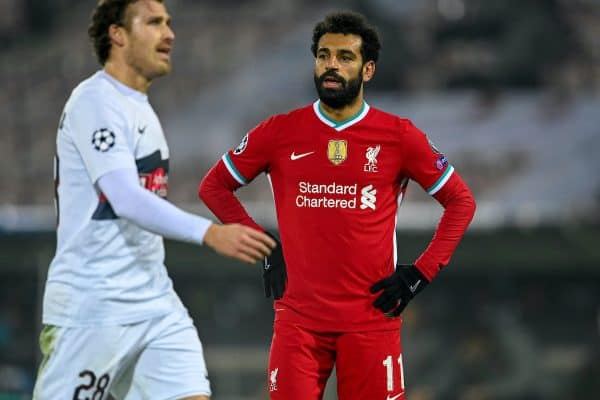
left=104, top=61, right=152, bottom=93
left=319, top=95, right=365, bottom=123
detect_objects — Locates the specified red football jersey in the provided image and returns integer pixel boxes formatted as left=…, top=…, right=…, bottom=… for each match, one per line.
left=222, top=101, right=454, bottom=332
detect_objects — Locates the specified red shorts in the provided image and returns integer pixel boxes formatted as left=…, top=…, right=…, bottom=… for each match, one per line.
left=267, top=320, right=405, bottom=400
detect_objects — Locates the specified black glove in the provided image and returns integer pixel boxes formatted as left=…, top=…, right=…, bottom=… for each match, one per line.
left=263, top=232, right=287, bottom=300
left=370, top=264, right=428, bottom=317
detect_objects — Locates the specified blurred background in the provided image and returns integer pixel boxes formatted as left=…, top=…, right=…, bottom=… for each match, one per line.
left=1, top=0, right=599, bottom=399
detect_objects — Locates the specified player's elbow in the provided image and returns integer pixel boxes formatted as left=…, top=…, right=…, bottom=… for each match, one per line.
left=198, top=166, right=231, bottom=205
left=446, top=173, right=477, bottom=222
left=106, top=187, right=144, bottom=222
left=198, top=163, right=220, bottom=202
left=466, top=191, right=476, bottom=222
left=198, top=178, right=210, bottom=203
left=109, top=198, right=135, bottom=220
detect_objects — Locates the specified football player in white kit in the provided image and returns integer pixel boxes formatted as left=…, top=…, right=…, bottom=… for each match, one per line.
left=32, top=1, right=276, bottom=399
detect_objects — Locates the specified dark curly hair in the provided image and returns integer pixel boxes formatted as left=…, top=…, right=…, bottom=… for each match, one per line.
left=311, top=11, right=381, bottom=64
left=88, top=0, right=163, bottom=65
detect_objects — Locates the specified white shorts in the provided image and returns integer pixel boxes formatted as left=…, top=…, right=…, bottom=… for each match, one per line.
left=33, top=311, right=211, bottom=400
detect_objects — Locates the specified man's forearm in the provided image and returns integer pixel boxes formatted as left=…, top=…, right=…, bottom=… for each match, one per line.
left=199, top=160, right=263, bottom=231
left=414, top=173, right=476, bottom=281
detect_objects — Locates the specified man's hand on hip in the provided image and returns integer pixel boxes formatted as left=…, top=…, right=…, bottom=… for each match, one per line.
left=370, top=264, right=428, bottom=317
left=263, top=232, right=287, bottom=300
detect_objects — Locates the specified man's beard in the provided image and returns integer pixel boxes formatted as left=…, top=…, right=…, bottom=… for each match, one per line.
left=314, top=70, right=362, bottom=109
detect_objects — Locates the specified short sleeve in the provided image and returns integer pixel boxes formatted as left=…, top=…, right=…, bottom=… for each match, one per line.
left=401, top=121, right=454, bottom=196
left=66, top=94, right=137, bottom=183
left=221, top=116, right=277, bottom=185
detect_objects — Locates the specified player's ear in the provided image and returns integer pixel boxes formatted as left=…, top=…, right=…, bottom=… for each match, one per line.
left=109, top=24, right=126, bottom=48
left=362, top=60, right=375, bottom=83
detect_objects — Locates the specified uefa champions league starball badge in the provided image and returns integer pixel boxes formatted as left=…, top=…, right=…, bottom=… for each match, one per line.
left=92, top=128, right=116, bottom=152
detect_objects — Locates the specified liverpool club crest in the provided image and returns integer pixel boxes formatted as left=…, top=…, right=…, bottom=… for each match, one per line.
left=364, top=145, right=380, bottom=172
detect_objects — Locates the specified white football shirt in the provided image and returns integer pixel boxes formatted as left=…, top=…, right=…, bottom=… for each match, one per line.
left=43, top=70, right=185, bottom=326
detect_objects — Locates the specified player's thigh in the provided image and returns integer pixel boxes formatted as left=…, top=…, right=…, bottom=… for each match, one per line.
left=336, top=329, right=405, bottom=400
left=268, top=321, right=336, bottom=400
left=113, top=312, right=211, bottom=400
left=33, top=323, right=139, bottom=400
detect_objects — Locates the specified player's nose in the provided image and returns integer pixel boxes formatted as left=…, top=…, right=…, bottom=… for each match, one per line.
left=163, top=25, right=175, bottom=42
left=325, top=56, right=340, bottom=69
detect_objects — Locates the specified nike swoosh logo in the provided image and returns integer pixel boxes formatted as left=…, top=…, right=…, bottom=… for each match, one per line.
left=138, top=125, right=147, bottom=134
left=387, top=394, right=403, bottom=400
left=290, top=151, right=315, bottom=160
left=409, top=280, right=421, bottom=293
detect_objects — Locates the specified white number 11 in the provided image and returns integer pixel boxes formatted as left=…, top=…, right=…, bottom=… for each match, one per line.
left=382, top=354, right=405, bottom=392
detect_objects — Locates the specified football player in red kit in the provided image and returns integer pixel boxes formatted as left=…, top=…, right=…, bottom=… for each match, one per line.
left=199, top=11, right=476, bottom=400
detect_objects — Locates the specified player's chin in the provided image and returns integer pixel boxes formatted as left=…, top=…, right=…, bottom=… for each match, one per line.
left=152, top=62, right=172, bottom=77
left=320, top=84, right=342, bottom=94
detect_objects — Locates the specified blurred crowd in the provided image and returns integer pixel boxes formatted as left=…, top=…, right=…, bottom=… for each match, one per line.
left=0, top=0, right=599, bottom=206
left=0, top=0, right=321, bottom=204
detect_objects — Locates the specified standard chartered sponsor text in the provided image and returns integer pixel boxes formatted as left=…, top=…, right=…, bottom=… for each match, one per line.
left=296, top=196, right=358, bottom=208
left=296, top=181, right=358, bottom=208
left=299, top=181, right=357, bottom=195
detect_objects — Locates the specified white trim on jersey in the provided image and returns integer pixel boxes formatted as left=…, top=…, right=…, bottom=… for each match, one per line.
left=427, top=165, right=454, bottom=195
left=222, top=153, right=249, bottom=185
left=394, top=177, right=410, bottom=267
left=393, top=213, right=398, bottom=267
left=266, top=172, right=276, bottom=203
left=313, top=100, right=370, bottom=131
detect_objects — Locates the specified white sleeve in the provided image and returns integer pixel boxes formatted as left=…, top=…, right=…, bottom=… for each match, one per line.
left=97, top=168, right=212, bottom=244
left=68, top=94, right=137, bottom=183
